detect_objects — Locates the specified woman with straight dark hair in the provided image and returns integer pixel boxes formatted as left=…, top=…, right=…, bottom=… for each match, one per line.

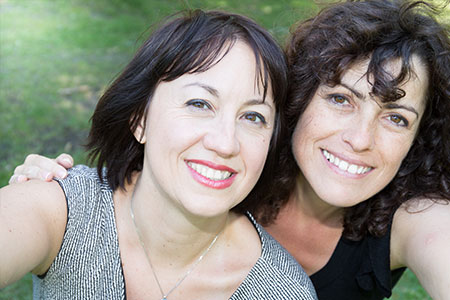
left=0, top=10, right=317, bottom=299
left=10, top=0, right=450, bottom=299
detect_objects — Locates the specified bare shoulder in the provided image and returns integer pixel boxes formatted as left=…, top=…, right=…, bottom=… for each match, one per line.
left=0, top=180, right=67, bottom=287
left=391, top=197, right=450, bottom=299
left=1, top=179, right=67, bottom=223
left=393, top=198, right=450, bottom=238
left=3, top=177, right=64, bottom=196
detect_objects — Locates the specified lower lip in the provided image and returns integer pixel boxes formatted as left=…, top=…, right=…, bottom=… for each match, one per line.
left=186, top=164, right=236, bottom=189
left=321, top=150, right=372, bottom=179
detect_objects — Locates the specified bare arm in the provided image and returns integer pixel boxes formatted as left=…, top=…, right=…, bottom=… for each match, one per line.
left=0, top=180, right=67, bottom=288
left=391, top=199, right=450, bottom=300
left=9, top=153, right=74, bottom=184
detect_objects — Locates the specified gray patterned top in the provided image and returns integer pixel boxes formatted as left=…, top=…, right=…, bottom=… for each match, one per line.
left=32, top=165, right=317, bottom=299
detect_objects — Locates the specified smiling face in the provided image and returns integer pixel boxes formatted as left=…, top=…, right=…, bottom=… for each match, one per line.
left=292, top=56, right=428, bottom=209
left=136, top=41, right=275, bottom=217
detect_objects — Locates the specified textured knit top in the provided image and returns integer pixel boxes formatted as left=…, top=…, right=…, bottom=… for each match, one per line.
left=310, top=221, right=406, bottom=299
left=32, top=165, right=317, bottom=300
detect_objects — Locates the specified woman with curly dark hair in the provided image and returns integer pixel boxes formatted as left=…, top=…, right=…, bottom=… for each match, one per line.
left=257, top=0, right=450, bottom=299
left=10, top=0, right=450, bottom=299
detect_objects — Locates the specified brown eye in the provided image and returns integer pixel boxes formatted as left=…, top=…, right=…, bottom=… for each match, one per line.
left=242, top=112, right=266, bottom=125
left=246, top=115, right=257, bottom=122
left=186, top=99, right=211, bottom=110
left=388, top=114, right=408, bottom=127
left=331, top=94, right=349, bottom=105
left=192, top=102, right=204, bottom=108
left=391, top=115, right=401, bottom=123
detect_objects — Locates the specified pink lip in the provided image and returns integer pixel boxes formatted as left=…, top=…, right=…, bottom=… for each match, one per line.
left=185, top=160, right=237, bottom=189
left=188, top=159, right=237, bottom=173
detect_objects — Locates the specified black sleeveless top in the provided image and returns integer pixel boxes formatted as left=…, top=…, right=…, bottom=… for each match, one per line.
left=309, top=223, right=406, bottom=299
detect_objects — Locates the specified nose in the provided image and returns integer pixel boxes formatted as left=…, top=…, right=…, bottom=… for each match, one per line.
left=341, top=117, right=376, bottom=152
left=203, top=117, right=240, bottom=158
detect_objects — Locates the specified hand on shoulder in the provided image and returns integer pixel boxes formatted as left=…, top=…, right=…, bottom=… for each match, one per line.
left=9, top=153, right=73, bottom=184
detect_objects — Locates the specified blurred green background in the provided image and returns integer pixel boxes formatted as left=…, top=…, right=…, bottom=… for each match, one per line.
left=1, top=0, right=447, bottom=298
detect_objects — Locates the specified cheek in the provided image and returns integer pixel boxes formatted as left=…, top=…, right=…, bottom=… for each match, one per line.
left=378, top=133, right=416, bottom=175
left=145, top=122, right=190, bottom=165
left=149, top=110, right=198, bottom=140
left=240, top=131, right=272, bottom=175
left=291, top=113, right=315, bottom=158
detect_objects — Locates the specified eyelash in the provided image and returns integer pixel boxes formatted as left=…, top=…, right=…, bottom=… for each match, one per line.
left=327, top=94, right=410, bottom=127
left=186, top=99, right=267, bottom=125
left=186, top=99, right=211, bottom=110
left=387, top=114, right=409, bottom=127
left=242, top=112, right=267, bottom=125
left=329, top=94, right=350, bottom=106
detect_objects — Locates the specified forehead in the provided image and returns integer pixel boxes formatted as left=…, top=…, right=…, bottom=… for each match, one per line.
left=340, top=55, right=428, bottom=114
left=163, top=41, right=274, bottom=102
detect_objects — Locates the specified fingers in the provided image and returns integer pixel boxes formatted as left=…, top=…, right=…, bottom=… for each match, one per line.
left=8, top=174, right=28, bottom=184
left=27, top=154, right=70, bottom=179
left=9, top=153, right=73, bottom=184
left=55, top=153, right=74, bottom=169
left=13, top=164, right=53, bottom=182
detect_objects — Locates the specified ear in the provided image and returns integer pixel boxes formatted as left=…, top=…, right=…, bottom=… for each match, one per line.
left=132, top=117, right=147, bottom=144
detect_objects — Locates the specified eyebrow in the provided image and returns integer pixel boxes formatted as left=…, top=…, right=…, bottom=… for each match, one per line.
left=246, top=99, right=274, bottom=112
left=340, top=83, right=364, bottom=99
left=184, top=82, right=220, bottom=98
left=383, top=103, right=419, bottom=118
left=184, top=82, right=274, bottom=110
left=339, top=83, right=419, bottom=118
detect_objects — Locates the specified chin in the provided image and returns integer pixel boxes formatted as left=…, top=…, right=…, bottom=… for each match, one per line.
left=318, top=189, right=370, bottom=209
left=330, top=199, right=364, bottom=209
left=181, top=202, right=233, bottom=219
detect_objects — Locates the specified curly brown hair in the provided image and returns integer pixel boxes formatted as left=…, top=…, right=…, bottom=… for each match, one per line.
left=251, top=0, right=450, bottom=240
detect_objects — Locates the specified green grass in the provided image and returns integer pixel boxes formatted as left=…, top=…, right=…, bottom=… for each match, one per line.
left=0, top=274, right=32, bottom=300
left=0, top=0, right=315, bottom=186
left=0, top=269, right=431, bottom=299
left=391, top=270, right=432, bottom=300
left=0, top=0, right=439, bottom=298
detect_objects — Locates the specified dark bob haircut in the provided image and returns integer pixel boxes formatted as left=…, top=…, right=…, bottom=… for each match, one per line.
left=253, top=0, right=450, bottom=239
left=86, top=9, right=288, bottom=212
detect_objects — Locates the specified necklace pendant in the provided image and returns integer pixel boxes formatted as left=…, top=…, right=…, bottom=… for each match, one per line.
left=161, top=298, right=167, bottom=300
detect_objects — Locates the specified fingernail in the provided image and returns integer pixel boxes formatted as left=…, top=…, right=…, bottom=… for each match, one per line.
left=57, top=170, right=67, bottom=178
left=42, top=172, right=52, bottom=181
left=62, top=158, right=72, bottom=165
left=18, top=175, right=28, bottom=183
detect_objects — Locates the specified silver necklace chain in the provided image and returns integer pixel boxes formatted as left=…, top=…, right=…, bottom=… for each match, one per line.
left=130, top=203, right=220, bottom=300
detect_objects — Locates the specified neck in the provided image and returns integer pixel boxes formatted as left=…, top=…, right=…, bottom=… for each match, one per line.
left=289, top=172, right=344, bottom=226
left=127, top=172, right=228, bottom=268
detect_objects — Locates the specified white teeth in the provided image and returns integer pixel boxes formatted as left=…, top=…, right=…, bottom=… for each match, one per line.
left=187, top=162, right=232, bottom=181
left=338, top=160, right=348, bottom=171
left=206, top=168, right=214, bottom=179
left=347, top=164, right=358, bottom=174
left=322, top=149, right=372, bottom=175
left=329, top=155, right=335, bottom=164
left=357, top=166, right=364, bottom=174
